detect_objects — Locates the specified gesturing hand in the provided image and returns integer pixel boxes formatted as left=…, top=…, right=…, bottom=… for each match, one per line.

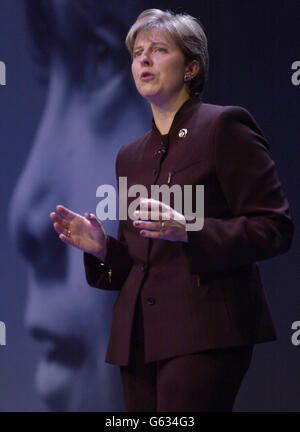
left=50, top=205, right=107, bottom=261
left=132, top=198, right=188, bottom=242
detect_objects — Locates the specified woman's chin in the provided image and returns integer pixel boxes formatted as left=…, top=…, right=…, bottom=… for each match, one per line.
left=137, top=84, right=160, bottom=100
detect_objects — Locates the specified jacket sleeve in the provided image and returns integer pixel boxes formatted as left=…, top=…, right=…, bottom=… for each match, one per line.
left=83, top=150, right=133, bottom=290
left=186, top=106, right=294, bottom=274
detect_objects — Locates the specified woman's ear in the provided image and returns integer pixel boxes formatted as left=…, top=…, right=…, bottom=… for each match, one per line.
left=185, top=60, right=200, bottom=80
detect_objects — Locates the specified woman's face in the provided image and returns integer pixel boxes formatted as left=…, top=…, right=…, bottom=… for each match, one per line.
left=8, top=2, right=150, bottom=411
left=131, top=28, right=189, bottom=105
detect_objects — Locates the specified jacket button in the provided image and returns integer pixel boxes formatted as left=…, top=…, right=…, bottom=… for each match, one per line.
left=147, top=297, right=156, bottom=305
left=141, top=264, right=146, bottom=272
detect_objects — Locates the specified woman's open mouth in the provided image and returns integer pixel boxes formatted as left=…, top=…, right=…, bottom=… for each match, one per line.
left=141, top=72, right=155, bottom=81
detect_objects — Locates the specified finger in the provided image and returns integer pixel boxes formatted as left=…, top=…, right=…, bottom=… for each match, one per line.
left=135, top=210, right=162, bottom=221
left=84, top=212, right=101, bottom=227
left=159, top=201, right=173, bottom=213
left=137, top=210, right=172, bottom=221
left=140, top=200, right=173, bottom=220
left=58, top=233, right=76, bottom=247
left=140, top=198, right=171, bottom=214
left=50, top=212, right=69, bottom=227
left=139, top=229, right=166, bottom=239
left=56, top=204, right=77, bottom=220
left=53, top=222, right=69, bottom=236
left=140, top=198, right=161, bottom=212
left=133, top=220, right=162, bottom=231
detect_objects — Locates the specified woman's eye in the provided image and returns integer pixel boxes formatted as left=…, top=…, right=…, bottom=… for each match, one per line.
left=156, top=47, right=167, bottom=52
left=133, top=51, right=142, bottom=58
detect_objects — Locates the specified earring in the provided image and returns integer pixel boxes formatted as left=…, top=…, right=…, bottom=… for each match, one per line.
left=184, top=74, right=191, bottom=82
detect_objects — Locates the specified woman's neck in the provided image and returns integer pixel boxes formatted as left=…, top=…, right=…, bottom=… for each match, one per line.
left=150, top=92, right=191, bottom=135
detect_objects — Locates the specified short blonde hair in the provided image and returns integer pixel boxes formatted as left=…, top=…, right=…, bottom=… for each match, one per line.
left=125, top=8, right=209, bottom=96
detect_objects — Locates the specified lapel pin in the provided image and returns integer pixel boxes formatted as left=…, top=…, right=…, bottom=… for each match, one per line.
left=178, top=128, right=187, bottom=138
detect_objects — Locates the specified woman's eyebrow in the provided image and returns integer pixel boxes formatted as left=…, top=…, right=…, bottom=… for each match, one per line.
left=134, top=41, right=169, bottom=50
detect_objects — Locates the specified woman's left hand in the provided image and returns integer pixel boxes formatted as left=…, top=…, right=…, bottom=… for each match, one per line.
left=132, top=198, right=188, bottom=243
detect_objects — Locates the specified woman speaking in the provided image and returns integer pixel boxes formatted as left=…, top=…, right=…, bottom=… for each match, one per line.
left=50, top=9, right=293, bottom=411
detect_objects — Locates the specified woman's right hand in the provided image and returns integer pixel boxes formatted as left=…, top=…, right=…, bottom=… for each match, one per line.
left=49, top=205, right=107, bottom=261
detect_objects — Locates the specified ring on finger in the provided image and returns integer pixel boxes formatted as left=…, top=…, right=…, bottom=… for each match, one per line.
left=66, top=228, right=71, bottom=237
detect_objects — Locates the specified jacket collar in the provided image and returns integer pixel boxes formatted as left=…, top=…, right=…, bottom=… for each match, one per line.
left=151, top=93, right=202, bottom=140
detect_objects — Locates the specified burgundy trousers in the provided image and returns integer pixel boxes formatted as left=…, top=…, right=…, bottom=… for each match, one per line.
left=120, top=293, right=254, bottom=412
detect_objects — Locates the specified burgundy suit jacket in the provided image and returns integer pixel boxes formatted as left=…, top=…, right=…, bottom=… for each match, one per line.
left=84, top=95, right=294, bottom=366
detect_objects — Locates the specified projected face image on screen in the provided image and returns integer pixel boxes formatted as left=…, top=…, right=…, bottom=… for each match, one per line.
left=8, top=0, right=150, bottom=411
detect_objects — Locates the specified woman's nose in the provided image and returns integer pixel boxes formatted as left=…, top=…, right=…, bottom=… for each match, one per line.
left=140, top=50, right=152, bottom=66
left=8, top=94, right=67, bottom=279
